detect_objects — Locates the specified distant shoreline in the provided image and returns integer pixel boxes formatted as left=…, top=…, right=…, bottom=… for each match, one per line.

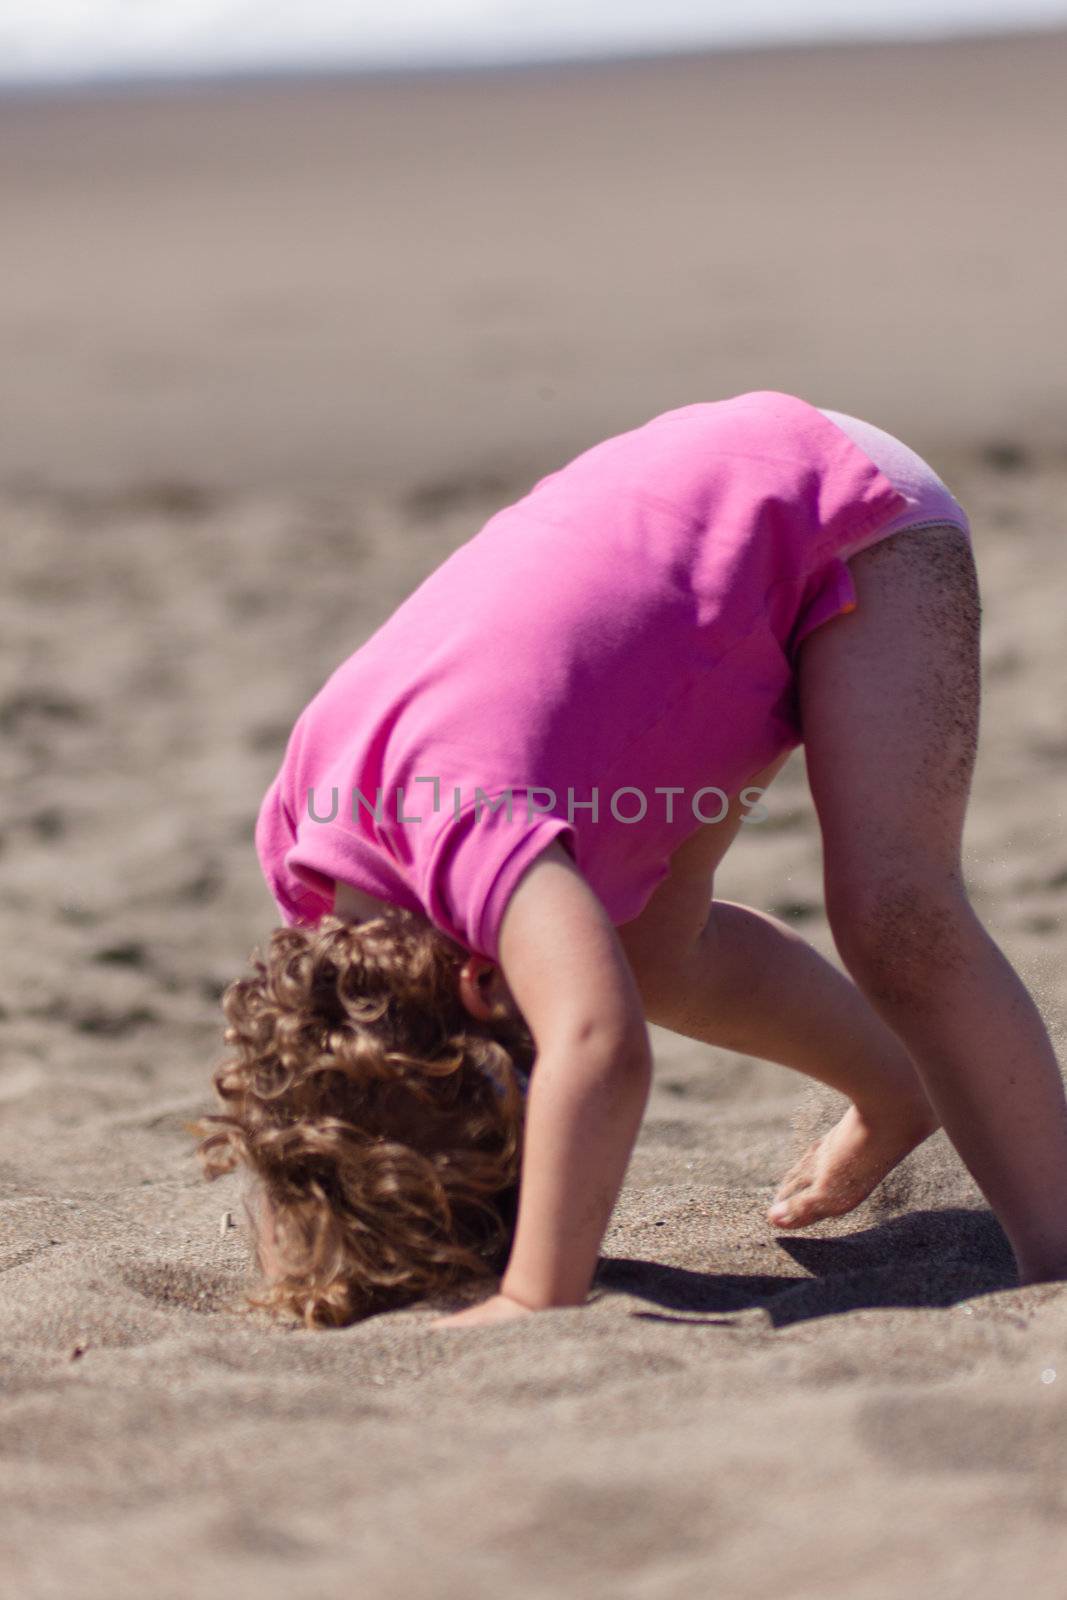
left=3, top=27, right=1065, bottom=494
left=3, top=20, right=1067, bottom=103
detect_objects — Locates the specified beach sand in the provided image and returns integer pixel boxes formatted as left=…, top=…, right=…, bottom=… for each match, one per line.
left=2, top=34, right=1067, bottom=1598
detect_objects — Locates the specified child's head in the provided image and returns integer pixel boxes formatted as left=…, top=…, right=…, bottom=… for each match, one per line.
left=197, top=911, right=533, bottom=1327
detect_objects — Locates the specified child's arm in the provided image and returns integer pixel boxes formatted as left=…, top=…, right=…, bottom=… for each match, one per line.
left=432, top=842, right=652, bottom=1327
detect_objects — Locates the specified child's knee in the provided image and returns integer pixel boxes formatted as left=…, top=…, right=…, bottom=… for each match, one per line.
left=828, top=871, right=973, bottom=1011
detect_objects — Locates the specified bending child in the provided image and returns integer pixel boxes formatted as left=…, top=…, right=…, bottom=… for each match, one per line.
left=198, top=390, right=1067, bottom=1328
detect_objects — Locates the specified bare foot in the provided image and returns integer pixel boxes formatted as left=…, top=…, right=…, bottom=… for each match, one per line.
left=767, top=1101, right=937, bottom=1229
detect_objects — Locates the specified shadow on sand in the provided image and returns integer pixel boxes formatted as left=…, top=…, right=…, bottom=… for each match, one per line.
left=596, top=1208, right=1017, bottom=1328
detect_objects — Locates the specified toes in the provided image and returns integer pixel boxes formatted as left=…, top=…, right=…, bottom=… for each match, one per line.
left=774, top=1170, right=810, bottom=1201
left=767, top=1195, right=806, bottom=1226
left=773, top=1155, right=817, bottom=1202
left=768, top=1182, right=854, bottom=1229
left=768, top=1189, right=819, bottom=1225
left=769, top=1195, right=822, bottom=1229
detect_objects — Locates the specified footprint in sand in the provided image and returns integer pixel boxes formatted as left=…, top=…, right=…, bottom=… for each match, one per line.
left=121, top=1262, right=237, bottom=1315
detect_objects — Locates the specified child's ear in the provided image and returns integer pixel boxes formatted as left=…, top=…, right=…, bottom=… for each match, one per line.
left=457, top=955, right=498, bottom=1022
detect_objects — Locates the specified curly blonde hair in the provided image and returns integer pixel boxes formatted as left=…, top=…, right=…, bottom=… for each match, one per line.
left=196, top=911, right=532, bottom=1327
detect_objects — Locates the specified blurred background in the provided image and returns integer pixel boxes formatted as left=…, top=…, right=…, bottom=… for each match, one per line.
left=3, top=1, right=1067, bottom=494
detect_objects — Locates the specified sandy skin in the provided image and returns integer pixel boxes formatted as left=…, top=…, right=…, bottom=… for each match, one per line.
left=767, top=1099, right=938, bottom=1229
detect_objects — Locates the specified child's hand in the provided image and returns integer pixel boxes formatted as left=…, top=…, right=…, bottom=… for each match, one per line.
left=430, top=1292, right=535, bottom=1330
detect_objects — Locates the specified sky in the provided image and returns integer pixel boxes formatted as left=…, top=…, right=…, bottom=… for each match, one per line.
left=3, top=0, right=1067, bottom=85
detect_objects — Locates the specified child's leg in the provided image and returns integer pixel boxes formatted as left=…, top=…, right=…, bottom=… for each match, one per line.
left=674, top=900, right=938, bottom=1225
left=618, top=771, right=937, bottom=1226
left=799, top=523, right=1067, bottom=1283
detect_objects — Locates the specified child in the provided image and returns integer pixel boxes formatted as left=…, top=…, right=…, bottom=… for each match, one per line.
left=199, top=390, right=1067, bottom=1329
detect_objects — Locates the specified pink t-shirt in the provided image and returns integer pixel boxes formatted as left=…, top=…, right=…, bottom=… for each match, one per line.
left=256, top=391, right=918, bottom=959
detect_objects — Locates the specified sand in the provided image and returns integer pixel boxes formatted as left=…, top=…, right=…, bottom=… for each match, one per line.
left=2, top=34, right=1067, bottom=1599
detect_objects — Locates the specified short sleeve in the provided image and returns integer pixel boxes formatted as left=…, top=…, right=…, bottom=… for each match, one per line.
left=419, top=793, right=576, bottom=961
left=255, top=772, right=333, bottom=926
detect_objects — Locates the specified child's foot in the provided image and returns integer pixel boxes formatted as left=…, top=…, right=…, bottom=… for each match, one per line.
left=767, top=1100, right=937, bottom=1229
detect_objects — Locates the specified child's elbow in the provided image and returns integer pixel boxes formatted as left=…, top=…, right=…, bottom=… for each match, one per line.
left=567, top=1011, right=653, bottom=1081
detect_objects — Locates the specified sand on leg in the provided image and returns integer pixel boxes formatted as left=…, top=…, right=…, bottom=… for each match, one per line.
left=798, top=523, right=1067, bottom=1282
